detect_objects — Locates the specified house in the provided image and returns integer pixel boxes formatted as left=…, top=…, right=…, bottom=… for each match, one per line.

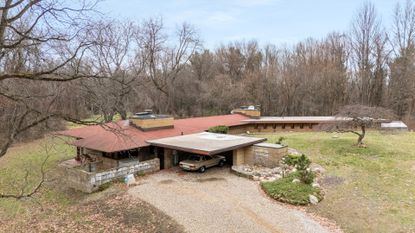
left=381, top=121, right=409, bottom=132
left=57, top=107, right=343, bottom=192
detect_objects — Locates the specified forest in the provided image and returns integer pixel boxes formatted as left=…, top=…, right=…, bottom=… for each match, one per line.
left=1, top=0, right=415, bottom=157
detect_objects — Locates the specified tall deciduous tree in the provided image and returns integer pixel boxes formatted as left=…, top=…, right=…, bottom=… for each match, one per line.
left=0, top=0, right=98, bottom=158
left=350, top=2, right=386, bottom=106
left=390, top=0, right=415, bottom=119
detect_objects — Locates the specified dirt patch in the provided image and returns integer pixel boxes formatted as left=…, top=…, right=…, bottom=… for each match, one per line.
left=159, top=179, right=175, bottom=184
left=1, top=191, right=185, bottom=233
left=195, top=177, right=226, bottom=182
left=408, top=161, right=415, bottom=172
left=320, top=175, right=345, bottom=186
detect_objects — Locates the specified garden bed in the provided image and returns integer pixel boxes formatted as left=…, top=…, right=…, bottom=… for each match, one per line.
left=261, top=172, right=323, bottom=205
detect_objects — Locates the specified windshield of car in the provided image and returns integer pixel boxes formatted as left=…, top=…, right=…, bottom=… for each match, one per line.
left=187, top=155, right=201, bottom=161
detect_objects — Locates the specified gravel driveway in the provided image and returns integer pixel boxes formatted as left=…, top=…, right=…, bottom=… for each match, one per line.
left=129, top=167, right=331, bottom=233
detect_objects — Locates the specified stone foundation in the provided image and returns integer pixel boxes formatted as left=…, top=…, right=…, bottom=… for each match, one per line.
left=59, top=158, right=160, bottom=193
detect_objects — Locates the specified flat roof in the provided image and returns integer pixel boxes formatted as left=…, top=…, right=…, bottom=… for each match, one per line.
left=254, top=142, right=287, bottom=149
left=147, top=132, right=266, bottom=155
left=57, top=114, right=250, bottom=153
left=242, top=116, right=342, bottom=123
left=381, top=121, right=408, bottom=129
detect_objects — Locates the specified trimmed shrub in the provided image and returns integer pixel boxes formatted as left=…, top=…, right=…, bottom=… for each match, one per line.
left=282, top=154, right=302, bottom=166
left=276, top=136, right=285, bottom=145
left=261, top=172, right=321, bottom=205
left=208, top=125, right=229, bottom=134
left=295, top=154, right=314, bottom=184
left=283, top=154, right=315, bottom=184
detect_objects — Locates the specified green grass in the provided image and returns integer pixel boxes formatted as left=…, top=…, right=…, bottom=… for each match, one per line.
left=0, top=136, right=76, bottom=217
left=260, top=131, right=415, bottom=233
left=0, top=134, right=185, bottom=232
left=2, top=130, right=414, bottom=232
left=261, top=172, right=322, bottom=205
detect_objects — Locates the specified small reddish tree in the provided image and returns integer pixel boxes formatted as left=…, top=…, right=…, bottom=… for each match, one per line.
left=324, top=105, right=396, bottom=146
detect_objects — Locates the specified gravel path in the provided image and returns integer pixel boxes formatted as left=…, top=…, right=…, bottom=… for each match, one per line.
left=129, top=167, right=332, bottom=233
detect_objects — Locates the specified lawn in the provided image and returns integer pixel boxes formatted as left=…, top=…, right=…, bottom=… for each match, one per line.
left=0, top=136, right=184, bottom=232
left=260, top=131, right=415, bottom=233
left=2, top=131, right=414, bottom=232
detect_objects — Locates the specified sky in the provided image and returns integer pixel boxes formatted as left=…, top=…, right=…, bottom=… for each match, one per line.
left=97, top=0, right=406, bottom=49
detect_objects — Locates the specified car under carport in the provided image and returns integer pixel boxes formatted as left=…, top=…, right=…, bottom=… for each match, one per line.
left=147, top=132, right=266, bottom=169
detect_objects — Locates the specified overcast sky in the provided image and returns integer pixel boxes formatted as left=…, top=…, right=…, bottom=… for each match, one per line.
left=98, top=0, right=405, bottom=49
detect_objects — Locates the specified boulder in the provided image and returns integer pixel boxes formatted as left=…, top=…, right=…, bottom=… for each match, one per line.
left=310, top=163, right=326, bottom=174
left=274, top=174, right=282, bottom=180
left=309, top=194, right=319, bottom=205
left=288, top=148, right=302, bottom=155
left=312, top=182, right=320, bottom=188
left=292, top=178, right=300, bottom=183
left=267, top=177, right=277, bottom=182
left=272, top=167, right=282, bottom=174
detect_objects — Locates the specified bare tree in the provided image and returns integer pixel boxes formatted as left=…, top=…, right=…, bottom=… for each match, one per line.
left=81, top=20, right=145, bottom=122
left=0, top=0, right=98, bottom=158
left=137, top=18, right=201, bottom=114
left=0, top=143, right=50, bottom=199
left=325, top=105, right=395, bottom=146
left=350, top=2, right=385, bottom=106
left=390, top=0, right=415, bottom=119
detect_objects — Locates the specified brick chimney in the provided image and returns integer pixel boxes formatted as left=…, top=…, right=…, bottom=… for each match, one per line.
left=129, top=110, right=174, bottom=131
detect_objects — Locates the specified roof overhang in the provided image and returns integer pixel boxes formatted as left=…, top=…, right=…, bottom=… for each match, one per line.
left=242, top=116, right=351, bottom=124
left=147, top=132, right=266, bottom=155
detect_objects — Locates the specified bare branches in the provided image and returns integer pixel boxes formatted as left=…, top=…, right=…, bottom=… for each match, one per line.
left=392, top=0, right=415, bottom=56
left=323, top=105, right=396, bottom=146
left=350, top=2, right=387, bottom=106
left=0, top=143, right=50, bottom=199
left=0, top=0, right=100, bottom=158
left=137, top=18, right=201, bottom=113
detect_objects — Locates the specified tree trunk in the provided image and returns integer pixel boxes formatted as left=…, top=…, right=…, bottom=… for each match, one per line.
left=357, top=125, right=366, bottom=146
left=119, top=110, right=127, bottom=120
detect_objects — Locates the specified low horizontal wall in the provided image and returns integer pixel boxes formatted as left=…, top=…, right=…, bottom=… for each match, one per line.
left=244, top=143, right=287, bottom=168
left=229, top=123, right=319, bottom=134
left=59, top=158, right=160, bottom=193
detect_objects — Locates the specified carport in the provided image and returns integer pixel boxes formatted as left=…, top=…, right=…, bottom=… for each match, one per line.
left=147, top=132, right=265, bottom=169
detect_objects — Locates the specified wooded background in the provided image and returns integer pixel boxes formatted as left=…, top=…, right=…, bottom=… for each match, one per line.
left=1, top=0, right=415, bottom=156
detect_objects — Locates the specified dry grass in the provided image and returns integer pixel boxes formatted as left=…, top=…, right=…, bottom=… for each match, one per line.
left=261, top=131, right=415, bottom=233
left=0, top=136, right=184, bottom=233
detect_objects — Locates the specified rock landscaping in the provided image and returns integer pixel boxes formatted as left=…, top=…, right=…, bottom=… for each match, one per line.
left=233, top=147, right=326, bottom=206
left=231, top=164, right=284, bottom=182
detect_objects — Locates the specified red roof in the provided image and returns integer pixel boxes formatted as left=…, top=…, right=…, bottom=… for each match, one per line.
left=57, top=114, right=250, bottom=153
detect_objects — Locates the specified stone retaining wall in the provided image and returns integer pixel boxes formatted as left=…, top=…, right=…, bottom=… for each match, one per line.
left=245, top=143, right=288, bottom=168
left=59, top=158, right=160, bottom=193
